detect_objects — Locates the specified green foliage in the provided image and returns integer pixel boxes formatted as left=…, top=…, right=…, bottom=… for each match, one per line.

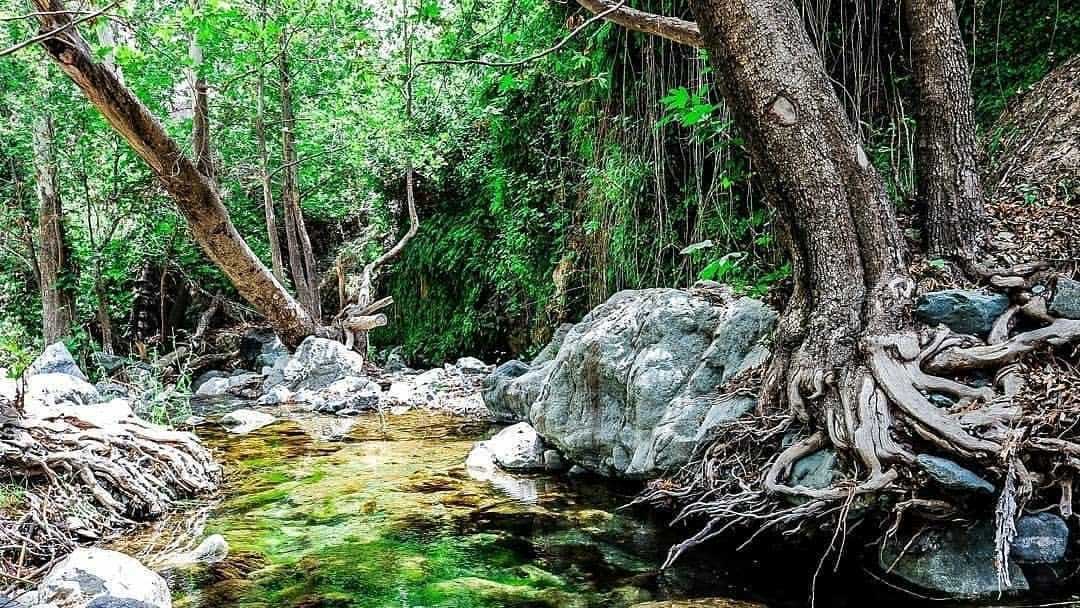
left=0, top=0, right=1073, bottom=367
left=0, top=321, right=36, bottom=378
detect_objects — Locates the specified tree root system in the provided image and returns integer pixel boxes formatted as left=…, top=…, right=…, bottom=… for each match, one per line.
left=0, top=409, right=219, bottom=579
left=638, top=278, right=1080, bottom=588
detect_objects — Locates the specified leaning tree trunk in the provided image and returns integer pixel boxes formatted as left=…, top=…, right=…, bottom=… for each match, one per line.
left=904, top=0, right=987, bottom=261
left=278, top=37, right=322, bottom=320
left=31, top=0, right=319, bottom=346
left=32, top=114, right=76, bottom=344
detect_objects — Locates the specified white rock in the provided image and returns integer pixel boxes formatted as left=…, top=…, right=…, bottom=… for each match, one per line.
left=28, top=548, right=171, bottom=608
left=58, top=398, right=134, bottom=428
left=456, top=356, right=490, bottom=373
left=195, top=372, right=263, bottom=398
left=386, top=382, right=414, bottom=404
left=413, top=368, right=444, bottom=387
left=220, top=409, right=276, bottom=434
left=24, top=373, right=100, bottom=411
left=466, top=442, right=498, bottom=476
left=389, top=405, right=411, bottom=415
left=256, top=384, right=293, bottom=406
left=487, top=422, right=546, bottom=471
left=465, top=441, right=546, bottom=502
left=283, top=337, right=367, bottom=391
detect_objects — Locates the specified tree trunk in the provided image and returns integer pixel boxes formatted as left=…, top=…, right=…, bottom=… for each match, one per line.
left=278, top=35, right=322, bottom=320
left=255, top=6, right=285, bottom=282
left=903, top=0, right=987, bottom=261
left=679, top=0, right=916, bottom=488
left=32, top=114, right=76, bottom=344
left=31, top=0, right=319, bottom=346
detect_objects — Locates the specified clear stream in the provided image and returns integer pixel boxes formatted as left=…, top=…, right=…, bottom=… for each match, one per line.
left=111, top=407, right=1045, bottom=608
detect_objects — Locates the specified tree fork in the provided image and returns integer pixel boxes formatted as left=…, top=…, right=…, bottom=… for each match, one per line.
left=30, top=0, right=320, bottom=346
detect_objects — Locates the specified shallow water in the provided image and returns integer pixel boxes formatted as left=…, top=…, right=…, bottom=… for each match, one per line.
left=112, top=408, right=1079, bottom=608
left=115, top=410, right=762, bottom=608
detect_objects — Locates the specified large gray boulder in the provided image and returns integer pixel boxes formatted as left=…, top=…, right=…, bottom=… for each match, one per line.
left=519, top=288, right=776, bottom=478
left=915, top=289, right=1009, bottom=337
left=880, top=521, right=1027, bottom=598
left=24, top=548, right=171, bottom=608
left=281, top=337, right=367, bottom=391
left=26, top=342, right=87, bottom=381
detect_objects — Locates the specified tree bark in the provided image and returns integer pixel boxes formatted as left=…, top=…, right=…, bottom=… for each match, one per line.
left=32, top=114, right=76, bottom=344
left=903, top=0, right=987, bottom=261
left=682, top=0, right=914, bottom=479
left=279, top=34, right=322, bottom=320
left=31, top=0, right=319, bottom=346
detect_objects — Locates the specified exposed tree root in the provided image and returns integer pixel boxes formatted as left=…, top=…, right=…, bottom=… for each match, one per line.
left=639, top=278, right=1080, bottom=589
left=0, top=411, right=219, bottom=574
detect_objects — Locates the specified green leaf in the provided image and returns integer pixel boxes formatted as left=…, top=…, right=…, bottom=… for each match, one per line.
left=681, top=103, right=715, bottom=126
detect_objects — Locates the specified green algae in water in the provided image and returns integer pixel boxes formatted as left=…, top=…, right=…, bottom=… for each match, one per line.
left=124, top=412, right=669, bottom=608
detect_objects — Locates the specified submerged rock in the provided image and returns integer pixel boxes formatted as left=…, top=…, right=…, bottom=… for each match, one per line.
left=161, top=534, right=230, bottom=567
left=517, top=287, right=775, bottom=478
left=1011, top=512, right=1069, bottom=563
left=1050, top=277, right=1080, bottom=319
left=220, top=409, right=276, bottom=434
left=485, top=422, right=547, bottom=471
left=879, top=521, right=1027, bottom=599
left=916, top=455, right=995, bottom=494
left=915, top=289, right=1009, bottom=337
left=26, top=342, right=87, bottom=381
left=25, top=548, right=171, bottom=608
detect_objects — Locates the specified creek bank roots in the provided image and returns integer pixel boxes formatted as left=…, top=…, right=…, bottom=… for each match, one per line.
left=639, top=279, right=1080, bottom=586
left=0, top=408, right=220, bottom=576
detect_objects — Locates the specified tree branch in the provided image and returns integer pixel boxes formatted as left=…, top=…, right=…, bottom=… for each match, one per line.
left=575, top=0, right=702, bottom=48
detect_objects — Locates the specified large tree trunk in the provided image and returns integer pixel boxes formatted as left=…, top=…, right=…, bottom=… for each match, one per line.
left=904, top=0, right=987, bottom=261
left=690, top=0, right=912, bottom=466
left=31, top=0, right=319, bottom=346
left=32, top=114, right=76, bottom=343
left=279, top=36, right=322, bottom=320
